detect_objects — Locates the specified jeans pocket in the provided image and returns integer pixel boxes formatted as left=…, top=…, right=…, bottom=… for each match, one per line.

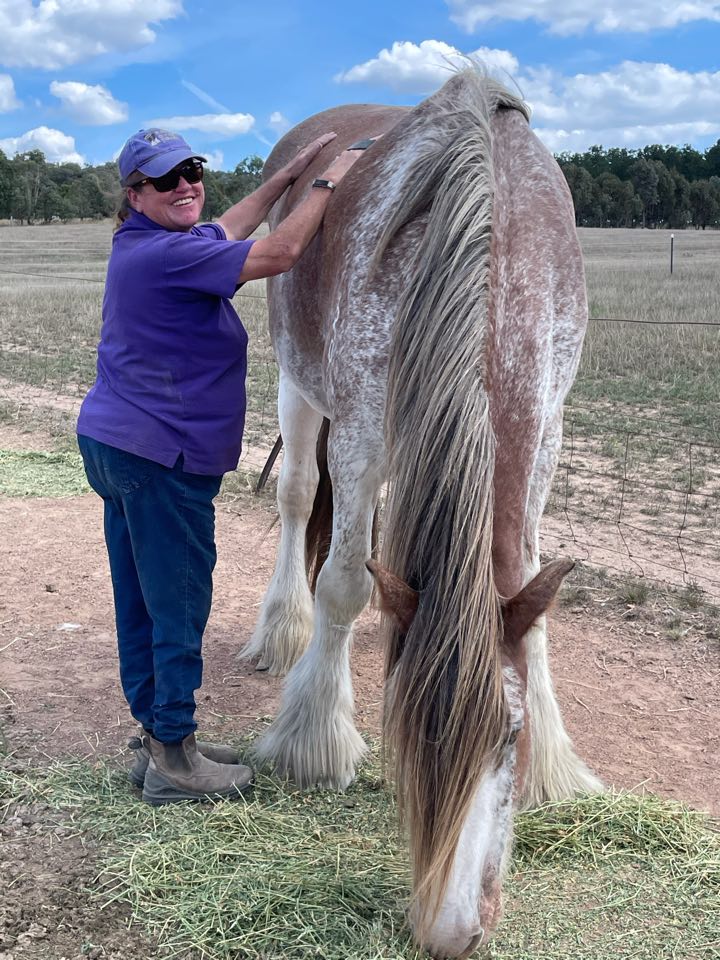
left=102, top=444, right=158, bottom=496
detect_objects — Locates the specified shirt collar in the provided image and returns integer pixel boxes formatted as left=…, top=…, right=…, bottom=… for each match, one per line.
left=120, top=210, right=167, bottom=233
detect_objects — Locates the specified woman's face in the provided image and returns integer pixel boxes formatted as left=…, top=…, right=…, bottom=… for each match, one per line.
left=128, top=169, right=205, bottom=232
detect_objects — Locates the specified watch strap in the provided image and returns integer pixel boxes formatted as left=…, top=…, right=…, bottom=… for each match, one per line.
left=311, top=178, right=337, bottom=191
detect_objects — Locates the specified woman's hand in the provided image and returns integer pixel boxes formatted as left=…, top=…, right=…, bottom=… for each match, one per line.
left=320, top=148, right=365, bottom=186
left=321, top=137, right=383, bottom=186
left=283, top=133, right=338, bottom=182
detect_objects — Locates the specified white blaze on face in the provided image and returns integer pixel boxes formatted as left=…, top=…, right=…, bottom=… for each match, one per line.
left=417, top=666, right=523, bottom=959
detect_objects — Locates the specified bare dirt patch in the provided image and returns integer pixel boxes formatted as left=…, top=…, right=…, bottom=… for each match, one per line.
left=0, top=421, right=61, bottom=454
left=0, top=788, right=156, bottom=960
left=0, top=378, right=83, bottom=417
left=0, top=494, right=385, bottom=765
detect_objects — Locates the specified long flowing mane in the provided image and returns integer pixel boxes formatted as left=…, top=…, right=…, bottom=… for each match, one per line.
left=379, top=71, right=529, bottom=929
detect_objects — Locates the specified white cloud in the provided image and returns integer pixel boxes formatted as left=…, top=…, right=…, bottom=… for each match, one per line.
left=268, top=111, right=291, bottom=136
left=0, top=74, right=20, bottom=111
left=145, top=112, right=255, bottom=138
left=536, top=121, right=720, bottom=154
left=446, top=0, right=720, bottom=35
left=335, top=40, right=518, bottom=93
left=0, top=126, right=84, bottom=163
left=201, top=149, right=224, bottom=169
left=334, top=43, right=720, bottom=152
left=523, top=62, right=720, bottom=149
left=50, top=80, right=127, bottom=124
left=0, top=0, right=183, bottom=69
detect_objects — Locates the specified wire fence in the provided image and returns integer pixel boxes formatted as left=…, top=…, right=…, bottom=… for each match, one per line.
left=542, top=415, right=720, bottom=599
left=0, top=266, right=718, bottom=601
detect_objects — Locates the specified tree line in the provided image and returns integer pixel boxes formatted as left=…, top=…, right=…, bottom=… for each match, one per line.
left=558, top=141, right=720, bottom=229
left=0, top=149, right=263, bottom=224
left=2, top=140, right=720, bottom=229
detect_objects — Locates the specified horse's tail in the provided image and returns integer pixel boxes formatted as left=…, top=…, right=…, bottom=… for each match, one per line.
left=379, top=72, right=524, bottom=933
left=305, top=418, right=379, bottom=593
left=305, top=418, right=333, bottom=592
left=256, top=434, right=284, bottom=492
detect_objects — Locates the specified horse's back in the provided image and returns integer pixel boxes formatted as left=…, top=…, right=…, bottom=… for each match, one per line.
left=264, top=104, right=409, bottom=224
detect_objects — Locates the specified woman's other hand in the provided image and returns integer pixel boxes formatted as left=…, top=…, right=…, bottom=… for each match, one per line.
left=283, top=133, right=338, bottom=182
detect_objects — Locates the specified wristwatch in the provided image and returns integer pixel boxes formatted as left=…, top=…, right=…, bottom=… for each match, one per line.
left=311, top=178, right=336, bottom=191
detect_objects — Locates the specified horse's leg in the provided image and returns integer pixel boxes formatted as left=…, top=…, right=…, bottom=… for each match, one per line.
left=519, top=413, right=603, bottom=809
left=254, top=420, right=382, bottom=789
left=241, top=375, right=322, bottom=675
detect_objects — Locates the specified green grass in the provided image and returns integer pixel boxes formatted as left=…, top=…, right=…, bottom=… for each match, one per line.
left=547, top=231, right=720, bottom=599
left=555, top=559, right=720, bottom=644
left=1, top=752, right=718, bottom=960
left=616, top=578, right=651, bottom=606
left=0, top=449, right=90, bottom=497
left=1, top=223, right=718, bottom=455
left=575, top=228, right=720, bottom=451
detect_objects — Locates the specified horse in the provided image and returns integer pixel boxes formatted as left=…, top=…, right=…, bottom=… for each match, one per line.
left=241, top=69, right=602, bottom=957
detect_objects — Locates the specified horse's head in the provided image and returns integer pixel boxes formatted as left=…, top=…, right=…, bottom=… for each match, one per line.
left=368, top=558, right=573, bottom=958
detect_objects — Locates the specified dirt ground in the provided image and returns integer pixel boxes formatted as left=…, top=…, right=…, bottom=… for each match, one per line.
left=1, top=480, right=718, bottom=958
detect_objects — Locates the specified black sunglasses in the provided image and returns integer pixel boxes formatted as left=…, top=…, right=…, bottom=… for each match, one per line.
left=129, top=159, right=204, bottom=193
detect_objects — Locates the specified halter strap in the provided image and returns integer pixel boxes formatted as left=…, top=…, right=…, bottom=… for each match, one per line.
left=347, top=138, right=377, bottom=150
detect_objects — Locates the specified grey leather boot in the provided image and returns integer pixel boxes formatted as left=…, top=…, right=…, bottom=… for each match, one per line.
left=141, top=733, right=254, bottom=806
left=128, top=733, right=241, bottom=788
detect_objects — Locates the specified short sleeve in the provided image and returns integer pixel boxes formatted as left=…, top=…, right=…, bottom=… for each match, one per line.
left=164, top=228, right=254, bottom=299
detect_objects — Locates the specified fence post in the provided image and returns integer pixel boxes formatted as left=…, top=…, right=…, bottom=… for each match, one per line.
left=670, top=233, right=674, bottom=274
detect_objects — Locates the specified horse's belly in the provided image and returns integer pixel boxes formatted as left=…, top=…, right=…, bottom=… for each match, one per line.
left=269, top=274, right=331, bottom=416
left=282, top=349, right=330, bottom=417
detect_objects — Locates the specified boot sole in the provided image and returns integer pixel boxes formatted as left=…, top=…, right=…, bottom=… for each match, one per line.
left=142, top=768, right=254, bottom=806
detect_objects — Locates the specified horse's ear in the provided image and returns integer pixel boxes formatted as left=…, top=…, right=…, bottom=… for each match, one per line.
left=503, top=559, right=575, bottom=649
left=366, top=559, right=419, bottom=633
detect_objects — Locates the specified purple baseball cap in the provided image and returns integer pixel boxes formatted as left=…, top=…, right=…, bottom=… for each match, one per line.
left=118, top=128, right=207, bottom=185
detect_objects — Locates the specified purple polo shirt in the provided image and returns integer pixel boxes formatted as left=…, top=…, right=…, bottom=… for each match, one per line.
left=77, top=211, right=255, bottom=475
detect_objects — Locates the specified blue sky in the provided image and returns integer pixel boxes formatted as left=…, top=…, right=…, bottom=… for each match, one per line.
left=0, top=1, right=719, bottom=170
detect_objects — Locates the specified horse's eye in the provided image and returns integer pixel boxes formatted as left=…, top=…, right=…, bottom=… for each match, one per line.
left=507, top=724, right=522, bottom=746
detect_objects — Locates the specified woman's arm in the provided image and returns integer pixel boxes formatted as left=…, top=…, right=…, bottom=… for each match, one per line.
left=236, top=146, right=365, bottom=282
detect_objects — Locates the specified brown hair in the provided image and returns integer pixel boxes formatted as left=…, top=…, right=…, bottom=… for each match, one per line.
left=114, top=192, right=133, bottom=230
left=114, top=173, right=144, bottom=231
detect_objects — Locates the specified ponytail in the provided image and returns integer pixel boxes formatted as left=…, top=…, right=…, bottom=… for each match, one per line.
left=114, top=192, right=133, bottom=231
left=115, top=174, right=144, bottom=230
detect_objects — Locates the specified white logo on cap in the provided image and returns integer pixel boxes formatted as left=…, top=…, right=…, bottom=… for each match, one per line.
left=143, top=130, right=178, bottom=145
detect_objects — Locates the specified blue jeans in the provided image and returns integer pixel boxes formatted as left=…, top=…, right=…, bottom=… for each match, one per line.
left=78, top=436, right=222, bottom=743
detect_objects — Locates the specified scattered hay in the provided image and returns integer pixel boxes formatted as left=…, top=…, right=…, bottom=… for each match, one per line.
left=515, top=791, right=719, bottom=885
left=1, top=755, right=717, bottom=959
left=0, top=448, right=89, bottom=497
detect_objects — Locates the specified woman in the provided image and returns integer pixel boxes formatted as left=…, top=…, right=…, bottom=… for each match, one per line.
left=77, top=127, right=364, bottom=806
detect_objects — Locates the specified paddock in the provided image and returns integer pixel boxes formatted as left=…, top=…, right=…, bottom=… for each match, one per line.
left=0, top=222, right=718, bottom=959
